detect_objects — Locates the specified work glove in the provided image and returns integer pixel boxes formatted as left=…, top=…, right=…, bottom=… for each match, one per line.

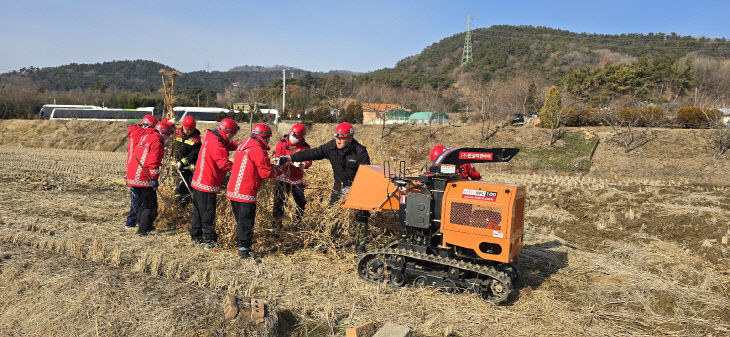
left=150, top=179, right=159, bottom=190
left=292, top=161, right=302, bottom=168
left=274, top=156, right=291, bottom=166
left=184, top=164, right=195, bottom=171
left=175, top=161, right=183, bottom=169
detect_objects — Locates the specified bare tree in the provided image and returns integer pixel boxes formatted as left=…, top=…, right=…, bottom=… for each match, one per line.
left=702, top=108, right=730, bottom=156
left=465, top=80, right=498, bottom=143
left=416, top=86, right=450, bottom=139
left=356, top=83, right=403, bottom=150
left=600, top=98, right=659, bottom=153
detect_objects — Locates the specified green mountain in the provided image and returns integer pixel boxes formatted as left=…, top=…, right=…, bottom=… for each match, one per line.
left=0, top=60, right=355, bottom=93
left=3, top=25, right=730, bottom=99
left=364, top=25, right=730, bottom=89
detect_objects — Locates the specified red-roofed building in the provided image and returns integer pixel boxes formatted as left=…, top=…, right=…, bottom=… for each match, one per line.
left=361, top=103, right=411, bottom=124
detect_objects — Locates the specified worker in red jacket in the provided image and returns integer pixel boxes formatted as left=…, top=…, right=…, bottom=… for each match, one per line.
left=226, top=123, right=276, bottom=259
left=272, top=123, right=311, bottom=227
left=126, top=120, right=174, bottom=236
left=190, top=118, right=239, bottom=249
left=430, top=145, right=482, bottom=180
left=125, top=114, right=158, bottom=230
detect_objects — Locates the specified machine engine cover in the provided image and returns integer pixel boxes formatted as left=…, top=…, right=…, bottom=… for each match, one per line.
left=405, top=193, right=431, bottom=229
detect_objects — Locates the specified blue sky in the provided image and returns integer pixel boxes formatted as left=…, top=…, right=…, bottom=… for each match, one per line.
left=1, top=1, right=729, bottom=73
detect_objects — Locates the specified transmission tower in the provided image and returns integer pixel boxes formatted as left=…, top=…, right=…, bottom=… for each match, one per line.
left=461, top=14, right=473, bottom=67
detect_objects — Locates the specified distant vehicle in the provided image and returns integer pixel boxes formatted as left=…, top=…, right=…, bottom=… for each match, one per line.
left=509, top=113, right=525, bottom=126
left=173, top=107, right=230, bottom=122
left=42, top=105, right=156, bottom=121
left=39, top=104, right=99, bottom=119
left=173, top=106, right=280, bottom=124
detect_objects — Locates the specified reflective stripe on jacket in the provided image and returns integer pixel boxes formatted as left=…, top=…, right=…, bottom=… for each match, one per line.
left=191, top=129, right=234, bottom=194
left=126, top=132, right=164, bottom=187
left=226, top=136, right=275, bottom=203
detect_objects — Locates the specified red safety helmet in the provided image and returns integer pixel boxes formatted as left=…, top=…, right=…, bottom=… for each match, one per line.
left=429, top=144, right=446, bottom=161
left=182, top=115, right=196, bottom=130
left=141, top=114, right=158, bottom=128
left=155, top=121, right=175, bottom=136
left=290, top=123, right=306, bottom=139
left=251, top=123, right=272, bottom=143
left=333, top=122, right=354, bottom=138
left=218, top=118, right=240, bottom=135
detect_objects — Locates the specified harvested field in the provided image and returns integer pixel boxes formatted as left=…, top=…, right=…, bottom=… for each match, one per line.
left=0, top=120, right=728, bottom=336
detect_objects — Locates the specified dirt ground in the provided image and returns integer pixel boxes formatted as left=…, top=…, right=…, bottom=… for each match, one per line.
left=0, top=120, right=728, bottom=336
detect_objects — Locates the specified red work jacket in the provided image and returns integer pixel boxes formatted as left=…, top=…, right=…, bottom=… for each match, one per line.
left=226, top=136, right=275, bottom=203
left=191, top=129, right=234, bottom=194
left=126, top=132, right=164, bottom=187
left=126, top=124, right=155, bottom=166
left=273, top=136, right=311, bottom=185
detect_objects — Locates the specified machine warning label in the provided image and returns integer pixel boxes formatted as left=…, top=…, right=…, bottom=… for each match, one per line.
left=459, top=151, right=493, bottom=160
left=462, top=189, right=497, bottom=202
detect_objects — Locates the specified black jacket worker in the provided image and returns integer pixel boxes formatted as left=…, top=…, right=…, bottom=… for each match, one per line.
left=173, top=116, right=202, bottom=205
left=289, top=122, right=370, bottom=206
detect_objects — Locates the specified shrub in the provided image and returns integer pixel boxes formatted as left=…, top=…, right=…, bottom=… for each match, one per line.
left=641, top=106, right=664, bottom=122
left=538, top=86, right=562, bottom=128
left=563, top=106, right=600, bottom=126
left=677, top=106, right=721, bottom=128
left=616, top=106, right=663, bottom=127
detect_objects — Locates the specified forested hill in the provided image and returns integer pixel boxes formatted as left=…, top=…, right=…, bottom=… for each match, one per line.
left=0, top=60, right=349, bottom=92
left=364, top=25, right=730, bottom=89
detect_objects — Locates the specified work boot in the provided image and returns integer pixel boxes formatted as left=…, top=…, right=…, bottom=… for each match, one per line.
left=204, top=242, right=218, bottom=250
left=191, top=236, right=203, bottom=244
left=125, top=224, right=136, bottom=231
left=238, top=247, right=252, bottom=259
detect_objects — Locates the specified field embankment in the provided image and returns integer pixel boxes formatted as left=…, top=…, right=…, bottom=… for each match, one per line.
left=1, top=119, right=726, bottom=184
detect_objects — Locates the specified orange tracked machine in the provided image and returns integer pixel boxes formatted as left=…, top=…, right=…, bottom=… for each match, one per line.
left=343, top=148, right=525, bottom=303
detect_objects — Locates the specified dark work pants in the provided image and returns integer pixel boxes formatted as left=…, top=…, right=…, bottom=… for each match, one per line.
left=231, top=200, right=256, bottom=249
left=126, top=189, right=142, bottom=227
left=174, top=169, right=194, bottom=206
left=132, top=186, right=158, bottom=234
left=273, top=182, right=306, bottom=223
left=191, top=189, right=218, bottom=242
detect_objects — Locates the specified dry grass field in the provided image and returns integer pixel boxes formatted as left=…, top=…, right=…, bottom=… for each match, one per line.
left=0, top=120, right=728, bottom=336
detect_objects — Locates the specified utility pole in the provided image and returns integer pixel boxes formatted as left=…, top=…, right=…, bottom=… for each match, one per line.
left=282, top=69, right=287, bottom=115
left=461, top=13, right=473, bottom=67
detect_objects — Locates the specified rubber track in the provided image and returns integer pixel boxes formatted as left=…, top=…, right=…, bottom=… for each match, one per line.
left=358, top=247, right=513, bottom=304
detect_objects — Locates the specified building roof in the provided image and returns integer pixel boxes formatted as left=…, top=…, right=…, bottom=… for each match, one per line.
left=361, top=103, right=410, bottom=112
left=409, top=111, right=449, bottom=120
left=385, top=108, right=412, bottom=118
